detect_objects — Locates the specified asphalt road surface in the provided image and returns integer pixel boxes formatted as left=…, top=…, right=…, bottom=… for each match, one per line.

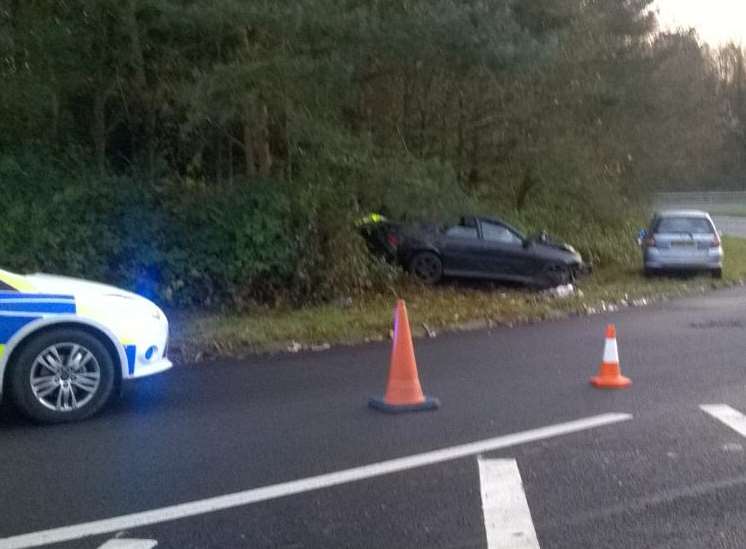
left=714, top=215, right=746, bottom=238
left=3, top=287, right=746, bottom=548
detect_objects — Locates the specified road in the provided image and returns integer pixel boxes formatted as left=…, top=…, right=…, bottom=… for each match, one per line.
left=714, top=215, right=746, bottom=238
left=3, top=287, right=746, bottom=548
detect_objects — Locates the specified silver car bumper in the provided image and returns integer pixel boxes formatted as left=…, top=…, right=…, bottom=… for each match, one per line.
left=644, top=247, right=723, bottom=271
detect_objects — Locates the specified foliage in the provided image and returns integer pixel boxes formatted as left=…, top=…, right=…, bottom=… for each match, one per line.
left=0, top=0, right=740, bottom=307
left=0, top=153, right=299, bottom=306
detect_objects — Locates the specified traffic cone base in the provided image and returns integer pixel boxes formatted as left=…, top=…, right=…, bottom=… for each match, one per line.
left=368, top=395, right=440, bottom=414
left=369, top=299, right=439, bottom=414
left=590, top=371, right=631, bottom=389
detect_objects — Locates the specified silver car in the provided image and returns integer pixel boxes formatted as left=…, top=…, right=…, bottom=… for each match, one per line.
left=640, top=210, right=723, bottom=278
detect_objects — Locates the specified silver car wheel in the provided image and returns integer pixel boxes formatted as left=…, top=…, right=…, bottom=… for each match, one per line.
left=29, top=343, right=102, bottom=412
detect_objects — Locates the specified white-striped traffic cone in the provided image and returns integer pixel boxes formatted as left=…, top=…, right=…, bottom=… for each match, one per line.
left=590, top=324, right=631, bottom=389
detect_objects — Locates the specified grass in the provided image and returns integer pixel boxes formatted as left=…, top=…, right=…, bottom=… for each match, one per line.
left=169, top=236, right=746, bottom=362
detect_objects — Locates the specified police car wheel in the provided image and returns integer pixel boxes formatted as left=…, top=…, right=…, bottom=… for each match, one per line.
left=10, top=328, right=116, bottom=423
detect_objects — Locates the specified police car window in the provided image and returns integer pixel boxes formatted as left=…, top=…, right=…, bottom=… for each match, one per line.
left=445, top=225, right=478, bottom=239
left=481, top=222, right=522, bottom=244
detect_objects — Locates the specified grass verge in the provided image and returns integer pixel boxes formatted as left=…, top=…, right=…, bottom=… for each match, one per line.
left=170, top=236, right=746, bottom=362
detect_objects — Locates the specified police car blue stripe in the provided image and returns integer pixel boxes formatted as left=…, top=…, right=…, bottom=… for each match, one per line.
left=0, top=292, right=75, bottom=301
left=0, top=315, right=39, bottom=343
left=125, top=345, right=137, bottom=375
left=0, top=301, right=76, bottom=314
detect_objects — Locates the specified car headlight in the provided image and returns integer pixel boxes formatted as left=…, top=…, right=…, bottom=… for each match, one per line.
left=105, top=293, right=163, bottom=319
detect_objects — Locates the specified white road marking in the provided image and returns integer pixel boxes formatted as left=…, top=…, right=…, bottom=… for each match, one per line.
left=478, top=459, right=540, bottom=549
left=97, top=539, right=157, bottom=549
left=0, top=413, right=631, bottom=549
left=701, top=404, right=746, bottom=437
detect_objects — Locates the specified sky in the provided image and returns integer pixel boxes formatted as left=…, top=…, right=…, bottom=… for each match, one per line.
left=653, top=0, right=746, bottom=45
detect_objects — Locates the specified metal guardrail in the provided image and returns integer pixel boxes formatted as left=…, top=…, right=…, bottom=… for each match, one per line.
left=654, top=191, right=746, bottom=205
left=654, top=192, right=746, bottom=214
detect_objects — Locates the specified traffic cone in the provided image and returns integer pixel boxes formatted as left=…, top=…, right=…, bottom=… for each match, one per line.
left=369, top=300, right=440, bottom=413
left=590, top=324, right=631, bottom=389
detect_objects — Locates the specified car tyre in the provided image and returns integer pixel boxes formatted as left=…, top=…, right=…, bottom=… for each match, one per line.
left=409, top=251, right=443, bottom=285
left=9, top=328, right=116, bottom=424
left=712, top=268, right=723, bottom=279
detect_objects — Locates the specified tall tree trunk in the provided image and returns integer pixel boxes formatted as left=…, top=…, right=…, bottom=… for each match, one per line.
left=281, top=100, right=292, bottom=181
left=735, top=50, right=746, bottom=171
left=228, top=134, right=234, bottom=185
left=215, top=132, right=223, bottom=184
left=357, top=57, right=375, bottom=138
left=126, top=0, right=147, bottom=90
left=468, top=130, right=480, bottom=188
left=440, top=83, right=451, bottom=160
left=50, top=89, right=60, bottom=146
left=243, top=100, right=256, bottom=179
left=516, top=169, right=538, bottom=211
left=125, top=0, right=156, bottom=179
left=401, top=69, right=411, bottom=150
left=146, top=108, right=157, bottom=180
left=418, top=71, right=435, bottom=156
left=92, top=92, right=107, bottom=176
left=456, top=89, right=465, bottom=183
left=254, top=101, right=272, bottom=177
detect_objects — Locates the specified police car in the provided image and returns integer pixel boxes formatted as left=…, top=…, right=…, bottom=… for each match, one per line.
left=0, top=268, right=172, bottom=423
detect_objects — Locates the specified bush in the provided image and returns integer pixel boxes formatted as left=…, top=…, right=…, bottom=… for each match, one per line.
left=504, top=204, right=642, bottom=270
left=0, top=154, right=300, bottom=307
left=157, top=179, right=297, bottom=306
left=0, top=155, right=154, bottom=283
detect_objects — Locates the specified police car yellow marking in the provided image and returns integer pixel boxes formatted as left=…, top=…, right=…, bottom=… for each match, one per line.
left=0, top=269, right=35, bottom=292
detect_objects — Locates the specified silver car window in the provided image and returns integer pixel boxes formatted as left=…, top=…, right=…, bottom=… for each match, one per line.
left=655, top=217, right=714, bottom=234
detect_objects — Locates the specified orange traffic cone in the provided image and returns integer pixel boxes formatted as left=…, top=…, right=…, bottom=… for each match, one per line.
left=590, top=324, right=631, bottom=389
left=369, top=300, right=440, bottom=413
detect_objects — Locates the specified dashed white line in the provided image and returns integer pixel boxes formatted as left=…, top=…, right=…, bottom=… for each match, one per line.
left=0, top=412, right=631, bottom=549
left=701, top=404, right=746, bottom=437
left=478, top=459, right=540, bottom=549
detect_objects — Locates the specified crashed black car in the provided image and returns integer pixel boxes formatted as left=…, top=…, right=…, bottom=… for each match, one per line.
left=361, top=215, right=589, bottom=288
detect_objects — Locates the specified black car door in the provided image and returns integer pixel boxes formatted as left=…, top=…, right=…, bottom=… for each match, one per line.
left=438, top=218, right=483, bottom=275
left=477, top=220, right=531, bottom=278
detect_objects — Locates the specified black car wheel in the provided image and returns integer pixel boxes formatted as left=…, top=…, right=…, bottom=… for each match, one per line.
left=9, top=328, right=116, bottom=423
left=712, top=268, right=723, bottom=279
left=409, top=252, right=443, bottom=284
left=540, top=263, right=571, bottom=289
